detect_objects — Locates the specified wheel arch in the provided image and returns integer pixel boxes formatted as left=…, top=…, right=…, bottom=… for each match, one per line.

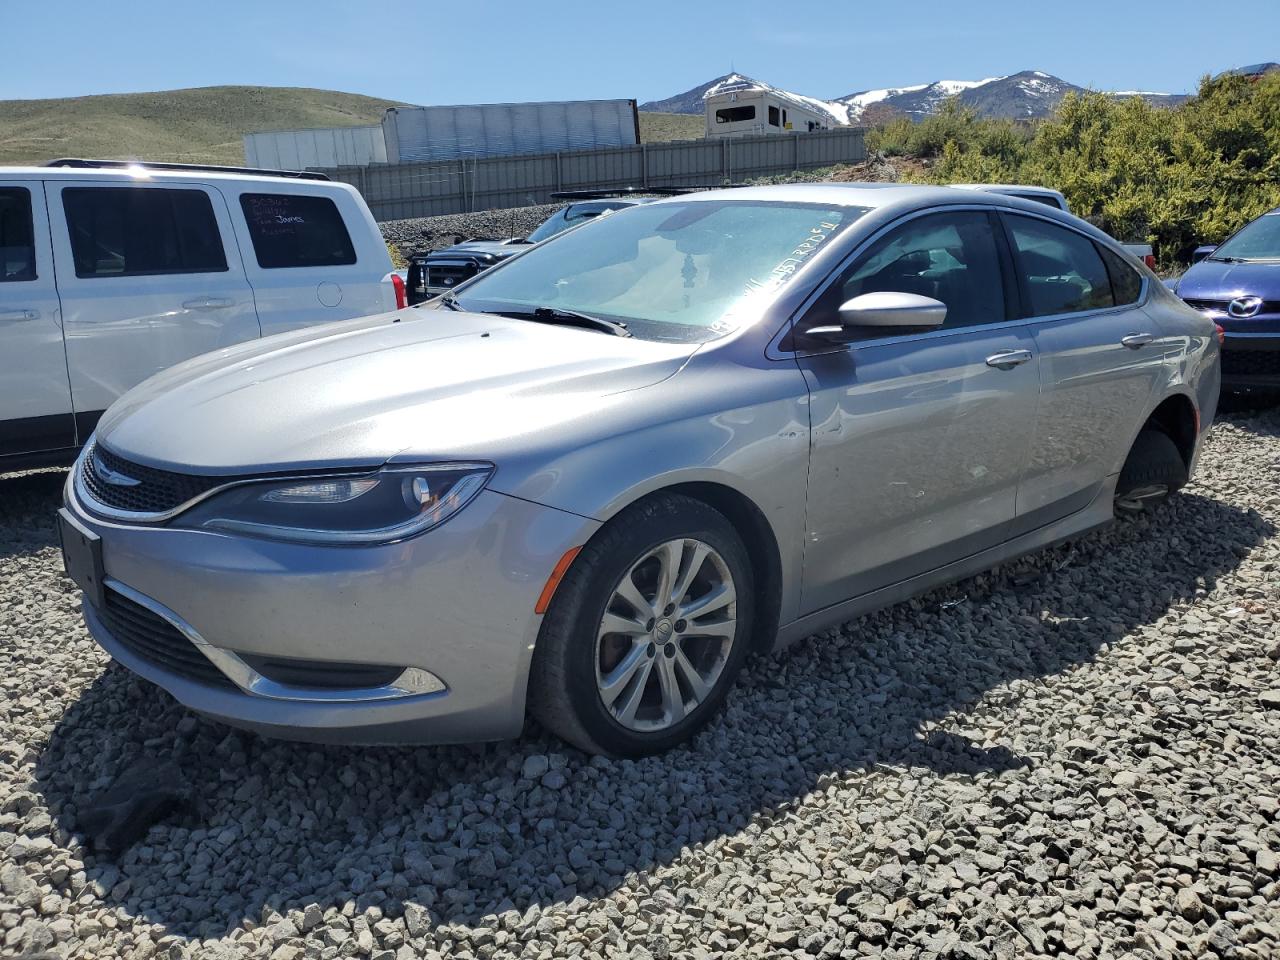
left=590, top=478, right=785, bottom=658
left=1142, top=391, right=1199, bottom=470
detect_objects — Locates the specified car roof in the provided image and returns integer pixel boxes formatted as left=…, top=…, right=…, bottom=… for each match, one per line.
left=646, top=181, right=1016, bottom=210
left=0, top=164, right=350, bottom=191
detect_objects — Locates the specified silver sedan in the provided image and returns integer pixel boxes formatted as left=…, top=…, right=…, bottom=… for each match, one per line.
left=59, top=184, right=1220, bottom=756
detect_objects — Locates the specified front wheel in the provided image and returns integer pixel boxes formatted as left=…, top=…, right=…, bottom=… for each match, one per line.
left=528, top=493, right=754, bottom=757
left=1115, top=428, right=1187, bottom=512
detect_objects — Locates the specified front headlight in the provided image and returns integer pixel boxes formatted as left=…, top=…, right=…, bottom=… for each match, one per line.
left=177, top=463, right=493, bottom=545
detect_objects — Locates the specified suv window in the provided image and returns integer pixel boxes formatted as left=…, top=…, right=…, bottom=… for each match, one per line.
left=63, top=187, right=227, bottom=279
left=1097, top=244, right=1143, bottom=305
left=0, top=188, right=35, bottom=282
left=1006, top=215, right=1114, bottom=316
left=240, top=193, right=356, bottom=269
left=810, top=210, right=1009, bottom=333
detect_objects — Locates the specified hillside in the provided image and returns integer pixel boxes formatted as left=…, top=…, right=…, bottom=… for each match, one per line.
left=637, top=111, right=705, bottom=142
left=0, top=86, right=399, bottom=167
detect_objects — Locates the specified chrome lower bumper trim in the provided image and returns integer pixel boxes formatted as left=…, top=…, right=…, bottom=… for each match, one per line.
left=103, top=578, right=447, bottom=703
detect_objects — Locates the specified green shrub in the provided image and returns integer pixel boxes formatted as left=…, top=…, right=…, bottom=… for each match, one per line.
left=872, top=73, right=1280, bottom=264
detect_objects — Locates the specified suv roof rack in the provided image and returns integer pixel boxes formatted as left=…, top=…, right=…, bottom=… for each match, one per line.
left=43, top=159, right=330, bottom=181
left=549, top=186, right=726, bottom=200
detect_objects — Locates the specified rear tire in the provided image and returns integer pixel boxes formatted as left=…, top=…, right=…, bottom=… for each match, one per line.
left=1116, top=428, right=1187, bottom=511
left=528, top=493, right=754, bottom=757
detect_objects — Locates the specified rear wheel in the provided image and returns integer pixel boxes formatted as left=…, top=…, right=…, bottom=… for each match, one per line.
left=528, top=493, right=754, bottom=756
left=1115, top=428, right=1187, bottom=512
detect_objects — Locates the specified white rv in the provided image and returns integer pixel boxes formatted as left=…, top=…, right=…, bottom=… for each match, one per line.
left=704, top=74, right=845, bottom=140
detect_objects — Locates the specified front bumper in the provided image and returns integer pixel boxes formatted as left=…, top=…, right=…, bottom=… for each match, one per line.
left=66, top=481, right=599, bottom=745
left=1220, top=334, right=1280, bottom=389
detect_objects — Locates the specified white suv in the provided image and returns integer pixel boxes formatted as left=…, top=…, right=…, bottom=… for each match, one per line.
left=0, top=160, right=403, bottom=469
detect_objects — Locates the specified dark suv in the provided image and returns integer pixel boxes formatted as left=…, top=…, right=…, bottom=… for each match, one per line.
left=1169, top=207, right=1280, bottom=390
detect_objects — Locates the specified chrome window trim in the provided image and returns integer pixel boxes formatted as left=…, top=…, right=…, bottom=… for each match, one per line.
left=103, top=578, right=447, bottom=703
left=767, top=202, right=1151, bottom=358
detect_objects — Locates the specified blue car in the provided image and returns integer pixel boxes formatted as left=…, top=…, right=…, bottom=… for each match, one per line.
left=1169, top=207, right=1280, bottom=390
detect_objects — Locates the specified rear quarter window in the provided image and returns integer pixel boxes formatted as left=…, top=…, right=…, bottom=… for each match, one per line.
left=0, top=187, right=36, bottom=282
left=240, top=193, right=356, bottom=269
left=1097, top=244, right=1144, bottom=305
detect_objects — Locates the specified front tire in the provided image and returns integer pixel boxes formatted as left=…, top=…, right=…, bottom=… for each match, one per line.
left=528, top=493, right=754, bottom=757
left=1116, top=428, right=1187, bottom=512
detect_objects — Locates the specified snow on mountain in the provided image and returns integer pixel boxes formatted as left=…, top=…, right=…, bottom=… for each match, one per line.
left=642, top=70, right=1192, bottom=122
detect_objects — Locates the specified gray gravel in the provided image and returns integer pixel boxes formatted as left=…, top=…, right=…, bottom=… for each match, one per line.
left=3, top=407, right=1280, bottom=959
left=380, top=205, right=566, bottom=258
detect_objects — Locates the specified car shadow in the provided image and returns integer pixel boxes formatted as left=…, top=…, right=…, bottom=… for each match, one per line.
left=26, top=478, right=1274, bottom=941
left=0, top=470, right=68, bottom=561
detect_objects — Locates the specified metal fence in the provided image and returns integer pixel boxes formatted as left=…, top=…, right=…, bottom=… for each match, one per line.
left=315, top=127, right=866, bottom=221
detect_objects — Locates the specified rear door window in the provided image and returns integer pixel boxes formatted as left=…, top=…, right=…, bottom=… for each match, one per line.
left=62, top=187, right=227, bottom=278
left=0, top=187, right=36, bottom=282
left=1006, top=215, right=1115, bottom=317
left=240, top=193, right=356, bottom=269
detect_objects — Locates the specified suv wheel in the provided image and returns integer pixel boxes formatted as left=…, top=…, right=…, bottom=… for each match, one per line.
left=528, top=493, right=754, bottom=756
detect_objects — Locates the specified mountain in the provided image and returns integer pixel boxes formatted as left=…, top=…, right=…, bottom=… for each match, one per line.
left=639, top=75, right=737, bottom=116
left=0, top=86, right=400, bottom=167
left=644, top=70, right=1189, bottom=123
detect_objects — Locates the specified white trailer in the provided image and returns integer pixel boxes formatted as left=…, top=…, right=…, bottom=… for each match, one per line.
left=243, top=125, right=387, bottom=170
left=704, top=74, right=848, bottom=140
left=383, top=99, right=640, bottom=164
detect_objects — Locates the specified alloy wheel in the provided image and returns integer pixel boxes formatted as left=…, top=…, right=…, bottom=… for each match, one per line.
left=594, top=538, right=737, bottom=732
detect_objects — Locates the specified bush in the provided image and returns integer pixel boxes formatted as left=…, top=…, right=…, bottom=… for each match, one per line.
left=870, top=73, right=1280, bottom=265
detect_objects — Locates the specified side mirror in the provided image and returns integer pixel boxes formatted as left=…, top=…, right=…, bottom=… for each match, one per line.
left=1192, top=244, right=1217, bottom=264
left=803, top=292, right=947, bottom=344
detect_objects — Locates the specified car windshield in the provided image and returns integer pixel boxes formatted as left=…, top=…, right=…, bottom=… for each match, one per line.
left=526, top=202, right=629, bottom=243
left=452, top=199, right=868, bottom=342
left=1212, top=213, right=1280, bottom=261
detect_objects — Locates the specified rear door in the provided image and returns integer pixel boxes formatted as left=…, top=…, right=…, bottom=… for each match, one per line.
left=47, top=180, right=259, bottom=430
left=793, top=208, right=1041, bottom=613
left=1002, top=213, right=1165, bottom=533
left=0, top=180, right=74, bottom=457
left=226, top=185, right=391, bottom=335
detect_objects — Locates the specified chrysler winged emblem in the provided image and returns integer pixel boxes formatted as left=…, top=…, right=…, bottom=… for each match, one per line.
left=93, top=452, right=141, bottom=487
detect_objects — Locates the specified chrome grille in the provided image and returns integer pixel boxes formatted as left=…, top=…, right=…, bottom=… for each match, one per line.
left=80, top=442, right=224, bottom=516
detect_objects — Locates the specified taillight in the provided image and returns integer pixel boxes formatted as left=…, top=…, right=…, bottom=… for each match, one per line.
left=390, top=272, right=407, bottom=309
left=1143, top=254, right=1157, bottom=270
left=1213, top=322, right=1225, bottom=346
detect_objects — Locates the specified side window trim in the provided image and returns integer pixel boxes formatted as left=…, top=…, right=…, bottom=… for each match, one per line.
left=996, top=210, right=1149, bottom=324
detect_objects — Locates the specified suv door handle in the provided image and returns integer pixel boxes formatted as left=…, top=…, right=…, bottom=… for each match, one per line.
left=985, top=349, right=1033, bottom=369
left=0, top=309, right=38, bottom=322
left=182, top=297, right=234, bottom=310
left=1121, top=333, right=1154, bottom=349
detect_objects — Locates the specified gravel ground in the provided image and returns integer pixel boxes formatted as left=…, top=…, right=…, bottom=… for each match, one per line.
left=380, top=205, right=566, bottom=258
left=2, top=406, right=1280, bottom=960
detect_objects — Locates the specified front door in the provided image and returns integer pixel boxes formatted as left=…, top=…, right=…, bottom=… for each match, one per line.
left=0, top=180, right=74, bottom=458
left=46, top=180, right=260, bottom=430
left=793, top=209, right=1041, bottom=615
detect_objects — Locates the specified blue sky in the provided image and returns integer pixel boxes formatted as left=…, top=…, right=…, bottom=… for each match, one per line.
left=6, top=0, right=1278, bottom=104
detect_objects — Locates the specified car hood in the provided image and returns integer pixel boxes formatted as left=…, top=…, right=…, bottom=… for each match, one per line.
left=428, top=240, right=527, bottom=259
left=1174, top=259, right=1280, bottom=300
left=96, top=309, right=696, bottom=474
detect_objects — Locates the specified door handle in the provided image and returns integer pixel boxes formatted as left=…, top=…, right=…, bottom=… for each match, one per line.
left=0, top=309, right=38, bottom=321
left=1120, top=333, right=1154, bottom=349
left=182, top=297, right=234, bottom=310
left=985, top=349, right=1033, bottom=369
